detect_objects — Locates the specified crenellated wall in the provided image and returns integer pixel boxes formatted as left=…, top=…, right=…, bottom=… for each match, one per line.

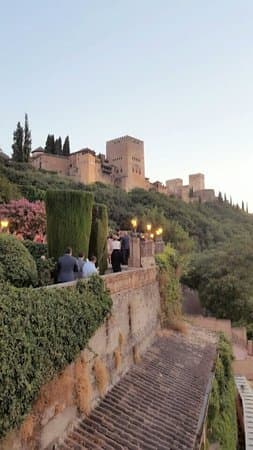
left=1, top=267, right=161, bottom=450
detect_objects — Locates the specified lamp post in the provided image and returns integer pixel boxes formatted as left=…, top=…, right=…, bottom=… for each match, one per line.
left=0, top=218, right=9, bottom=232
left=131, top=218, right=137, bottom=234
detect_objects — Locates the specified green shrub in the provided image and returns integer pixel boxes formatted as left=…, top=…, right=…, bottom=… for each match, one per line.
left=207, top=334, right=237, bottom=449
left=155, top=245, right=182, bottom=325
left=23, top=240, right=55, bottom=286
left=0, top=276, right=112, bottom=439
left=89, top=203, right=108, bottom=275
left=0, top=175, right=21, bottom=203
left=0, top=234, right=38, bottom=287
left=46, top=190, right=94, bottom=260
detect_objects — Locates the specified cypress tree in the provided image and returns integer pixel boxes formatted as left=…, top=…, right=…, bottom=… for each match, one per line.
left=242, top=201, right=245, bottom=211
left=45, top=134, right=55, bottom=154
left=54, top=137, right=62, bottom=155
left=23, top=113, right=32, bottom=162
left=46, top=190, right=94, bottom=259
left=218, top=192, right=223, bottom=203
left=12, top=122, right=24, bottom=162
left=89, top=203, right=108, bottom=275
left=62, top=136, right=70, bottom=155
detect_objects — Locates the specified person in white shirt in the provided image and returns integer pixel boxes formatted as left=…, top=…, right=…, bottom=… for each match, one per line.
left=82, top=256, right=98, bottom=278
left=111, top=236, right=122, bottom=272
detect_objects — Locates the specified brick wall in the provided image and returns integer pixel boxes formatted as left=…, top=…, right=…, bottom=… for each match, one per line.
left=2, top=267, right=161, bottom=450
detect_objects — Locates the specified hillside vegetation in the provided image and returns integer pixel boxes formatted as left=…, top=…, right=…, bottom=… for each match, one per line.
left=1, top=157, right=253, bottom=327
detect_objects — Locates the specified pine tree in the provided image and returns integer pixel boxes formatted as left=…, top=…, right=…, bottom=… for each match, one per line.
left=23, top=114, right=32, bottom=162
left=45, top=134, right=55, bottom=154
left=62, top=136, right=70, bottom=155
left=54, top=137, right=62, bottom=155
left=12, top=122, right=24, bottom=162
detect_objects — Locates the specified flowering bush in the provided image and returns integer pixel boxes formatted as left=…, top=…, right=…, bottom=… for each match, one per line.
left=0, top=198, right=46, bottom=240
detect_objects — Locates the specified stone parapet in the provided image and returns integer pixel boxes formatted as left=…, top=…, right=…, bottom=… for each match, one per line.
left=2, top=267, right=161, bottom=450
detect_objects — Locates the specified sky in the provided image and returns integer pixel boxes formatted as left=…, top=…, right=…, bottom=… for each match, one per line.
left=0, top=1, right=253, bottom=209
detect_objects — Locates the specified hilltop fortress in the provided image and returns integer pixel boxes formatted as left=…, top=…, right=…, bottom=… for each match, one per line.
left=31, top=135, right=215, bottom=203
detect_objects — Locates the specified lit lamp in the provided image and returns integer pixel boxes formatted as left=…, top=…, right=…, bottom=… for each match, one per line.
left=146, top=223, right=152, bottom=232
left=0, top=218, right=9, bottom=231
left=131, top=218, right=138, bottom=233
left=150, top=233, right=154, bottom=239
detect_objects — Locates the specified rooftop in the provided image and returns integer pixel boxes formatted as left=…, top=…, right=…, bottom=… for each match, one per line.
left=59, top=327, right=217, bottom=450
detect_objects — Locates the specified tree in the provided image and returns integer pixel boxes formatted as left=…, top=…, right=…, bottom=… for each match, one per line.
left=12, top=115, right=32, bottom=162
left=218, top=192, right=223, bottom=203
left=23, top=113, right=32, bottom=162
left=45, top=134, right=55, bottom=154
left=89, top=203, right=108, bottom=274
left=46, top=190, right=94, bottom=259
left=242, top=200, right=245, bottom=211
left=12, top=122, right=24, bottom=162
left=54, top=137, right=62, bottom=155
left=62, top=136, right=70, bottom=155
left=0, top=198, right=46, bottom=240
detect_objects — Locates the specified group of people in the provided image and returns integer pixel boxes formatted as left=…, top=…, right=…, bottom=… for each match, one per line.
left=56, top=247, right=98, bottom=283
left=107, top=231, right=130, bottom=273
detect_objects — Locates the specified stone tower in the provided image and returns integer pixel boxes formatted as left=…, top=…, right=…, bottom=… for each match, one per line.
left=106, top=135, right=146, bottom=191
left=189, top=173, right=205, bottom=192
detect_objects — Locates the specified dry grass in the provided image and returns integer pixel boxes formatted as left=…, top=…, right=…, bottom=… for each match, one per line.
left=167, top=318, right=189, bottom=334
left=75, top=358, right=92, bottom=415
left=35, top=369, right=73, bottom=414
left=118, top=331, right=125, bottom=349
left=20, top=414, right=35, bottom=443
left=114, top=348, right=122, bottom=370
left=133, top=345, right=141, bottom=364
left=94, top=358, right=109, bottom=397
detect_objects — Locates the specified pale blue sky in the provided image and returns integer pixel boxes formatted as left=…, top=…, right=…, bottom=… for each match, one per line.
left=1, top=1, right=253, bottom=209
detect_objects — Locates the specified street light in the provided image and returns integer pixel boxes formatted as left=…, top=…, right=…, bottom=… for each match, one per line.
left=146, top=223, right=152, bottom=232
left=150, top=233, right=154, bottom=239
left=131, top=218, right=137, bottom=233
left=0, top=219, right=9, bottom=230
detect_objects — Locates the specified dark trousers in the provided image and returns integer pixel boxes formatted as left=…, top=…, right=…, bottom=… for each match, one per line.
left=121, top=248, right=130, bottom=265
left=111, top=249, right=121, bottom=273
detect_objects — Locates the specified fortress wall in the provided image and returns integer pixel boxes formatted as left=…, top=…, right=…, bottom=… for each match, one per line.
left=2, top=267, right=161, bottom=450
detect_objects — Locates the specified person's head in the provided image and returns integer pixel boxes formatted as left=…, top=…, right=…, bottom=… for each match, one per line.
left=65, top=247, right=72, bottom=255
left=90, top=256, right=97, bottom=264
left=78, top=252, right=84, bottom=259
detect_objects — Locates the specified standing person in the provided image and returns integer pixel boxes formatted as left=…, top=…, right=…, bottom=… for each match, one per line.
left=56, top=247, right=78, bottom=283
left=120, top=231, right=130, bottom=265
left=76, top=252, right=85, bottom=279
left=111, top=235, right=122, bottom=273
left=107, top=233, right=113, bottom=265
left=83, top=256, right=98, bottom=278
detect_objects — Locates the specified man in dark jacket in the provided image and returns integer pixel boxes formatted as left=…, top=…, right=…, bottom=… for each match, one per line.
left=57, top=247, right=78, bottom=283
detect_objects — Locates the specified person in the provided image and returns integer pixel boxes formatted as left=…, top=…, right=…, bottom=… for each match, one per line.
left=82, top=256, right=98, bottom=278
left=107, top=233, right=113, bottom=265
left=76, top=252, right=85, bottom=279
left=111, top=235, right=122, bottom=272
left=56, top=247, right=78, bottom=283
left=120, top=231, right=130, bottom=265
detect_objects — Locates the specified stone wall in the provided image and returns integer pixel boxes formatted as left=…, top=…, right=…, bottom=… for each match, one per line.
left=2, top=267, right=161, bottom=450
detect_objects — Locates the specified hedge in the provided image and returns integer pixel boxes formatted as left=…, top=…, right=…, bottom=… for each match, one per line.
left=0, top=234, right=38, bottom=287
left=207, top=334, right=237, bottom=449
left=46, top=190, right=94, bottom=259
left=89, top=203, right=108, bottom=275
left=0, top=276, right=112, bottom=439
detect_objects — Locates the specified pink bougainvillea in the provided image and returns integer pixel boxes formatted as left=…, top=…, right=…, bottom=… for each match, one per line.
left=0, top=198, right=46, bottom=240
